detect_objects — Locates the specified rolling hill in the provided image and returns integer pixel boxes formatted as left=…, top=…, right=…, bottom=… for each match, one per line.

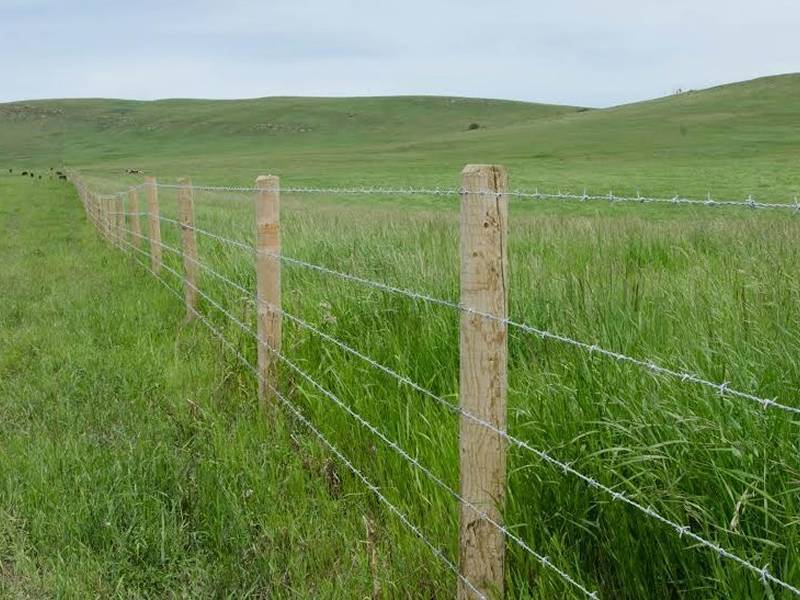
left=1, top=73, right=799, bottom=198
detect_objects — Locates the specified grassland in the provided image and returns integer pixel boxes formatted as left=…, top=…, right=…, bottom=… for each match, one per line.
left=2, top=74, right=800, bottom=598
left=2, top=73, right=800, bottom=198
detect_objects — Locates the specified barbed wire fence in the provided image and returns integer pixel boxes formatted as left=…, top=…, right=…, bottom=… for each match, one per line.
left=69, top=168, right=800, bottom=599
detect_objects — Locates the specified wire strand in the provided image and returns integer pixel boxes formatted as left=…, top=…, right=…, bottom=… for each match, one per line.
left=110, top=220, right=800, bottom=597
left=105, top=224, right=490, bottom=600
left=160, top=220, right=799, bottom=418
left=115, top=224, right=598, bottom=598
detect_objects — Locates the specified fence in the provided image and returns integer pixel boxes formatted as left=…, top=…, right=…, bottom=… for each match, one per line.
left=68, top=167, right=800, bottom=599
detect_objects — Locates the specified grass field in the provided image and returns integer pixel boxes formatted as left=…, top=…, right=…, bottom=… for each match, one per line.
left=2, top=74, right=800, bottom=598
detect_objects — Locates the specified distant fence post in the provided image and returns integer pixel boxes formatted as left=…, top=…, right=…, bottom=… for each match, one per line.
left=88, top=190, right=96, bottom=230
left=178, top=177, right=199, bottom=320
left=91, top=192, right=98, bottom=232
left=458, top=164, right=508, bottom=599
left=145, top=176, right=162, bottom=273
left=254, top=174, right=281, bottom=410
left=116, top=197, right=126, bottom=249
left=94, top=194, right=102, bottom=234
left=129, top=187, right=142, bottom=250
left=102, top=196, right=111, bottom=242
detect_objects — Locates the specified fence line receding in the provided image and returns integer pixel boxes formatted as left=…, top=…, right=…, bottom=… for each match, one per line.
left=69, top=168, right=800, bottom=599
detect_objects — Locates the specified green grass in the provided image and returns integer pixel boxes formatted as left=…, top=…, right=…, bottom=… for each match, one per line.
left=2, top=74, right=800, bottom=598
left=0, top=177, right=446, bottom=597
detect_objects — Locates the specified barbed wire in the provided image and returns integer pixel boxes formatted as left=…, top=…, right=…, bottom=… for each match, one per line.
left=83, top=179, right=800, bottom=596
left=110, top=216, right=800, bottom=596
left=104, top=228, right=489, bottom=599
left=95, top=179, right=800, bottom=211
left=114, top=222, right=598, bottom=598
left=157, top=220, right=799, bottom=418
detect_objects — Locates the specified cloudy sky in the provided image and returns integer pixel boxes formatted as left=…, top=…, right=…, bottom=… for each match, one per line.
left=1, top=0, right=797, bottom=107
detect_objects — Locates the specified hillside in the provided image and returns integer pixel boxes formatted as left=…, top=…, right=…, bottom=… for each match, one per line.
left=1, top=74, right=799, bottom=197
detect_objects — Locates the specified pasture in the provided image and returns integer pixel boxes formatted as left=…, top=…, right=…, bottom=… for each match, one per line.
left=2, top=73, right=800, bottom=598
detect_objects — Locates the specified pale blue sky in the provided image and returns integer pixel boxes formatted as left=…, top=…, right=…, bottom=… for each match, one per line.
left=1, top=0, right=797, bottom=106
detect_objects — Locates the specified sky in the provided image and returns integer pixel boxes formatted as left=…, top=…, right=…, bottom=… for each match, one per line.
left=0, top=0, right=797, bottom=107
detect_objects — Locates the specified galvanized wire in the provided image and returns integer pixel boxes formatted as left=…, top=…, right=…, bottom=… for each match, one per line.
left=89, top=181, right=800, bottom=597
left=156, top=219, right=800, bottom=418
left=106, top=225, right=489, bottom=600
left=116, top=223, right=599, bottom=599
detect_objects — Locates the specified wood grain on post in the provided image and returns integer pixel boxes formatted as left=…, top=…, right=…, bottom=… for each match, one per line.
left=129, top=187, right=142, bottom=249
left=458, top=164, right=508, bottom=600
left=145, top=176, right=162, bottom=273
left=254, top=175, right=281, bottom=410
left=177, top=177, right=199, bottom=320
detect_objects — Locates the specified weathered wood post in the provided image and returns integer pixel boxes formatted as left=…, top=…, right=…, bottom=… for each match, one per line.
left=88, top=190, right=96, bottom=229
left=129, top=187, right=142, bottom=249
left=102, top=196, right=111, bottom=242
left=177, top=177, right=199, bottom=320
left=94, top=193, right=102, bottom=234
left=116, top=197, right=126, bottom=249
left=145, top=176, right=162, bottom=273
left=254, top=174, right=281, bottom=409
left=458, top=164, right=508, bottom=599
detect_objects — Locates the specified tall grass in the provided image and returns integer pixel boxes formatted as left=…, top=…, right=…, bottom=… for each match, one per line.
left=2, top=175, right=798, bottom=596
left=128, top=184, right=800, bottom=598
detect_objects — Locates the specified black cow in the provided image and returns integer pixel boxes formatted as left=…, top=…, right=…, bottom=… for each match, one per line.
left=7, top=168, right=11, bottom=174
left=30, top=173, right=34, bottom=178
left=21, top=171, right=28, bottom=176
left=58, top=174, right=67, bottom=181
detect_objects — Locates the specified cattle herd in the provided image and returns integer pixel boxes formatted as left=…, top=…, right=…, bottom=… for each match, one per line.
left=7, top=167, right=67, bottom=180
left=6, top=167, right=143, bottom=181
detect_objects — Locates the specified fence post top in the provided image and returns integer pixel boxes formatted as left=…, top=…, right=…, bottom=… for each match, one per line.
left=144, top=175, right=157, bottom=185
left=255, top=174, right=279, bottom=188
left=462, top=164, right=506, bottom=177
left=461, top=164, right=507, bottom=194
left=177, top=176, right=192, bottom=186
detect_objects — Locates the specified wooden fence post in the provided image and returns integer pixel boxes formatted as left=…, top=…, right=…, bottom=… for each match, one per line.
left=88, top=191, right=96, bottom=229
left=145, top=176, right=162, bottom=273
left=178, top=177, right=199, bottom=320
left=116, top=197, right=126, bottom=249
left=102, top=196, right=111, bottom=242
left=94, top=194, right=102, bottom=234
left=254, top=174, right=281, bottom=410
left=458, top=164, right=508, bottom=599
left=129, top=187, right=142, bottom=249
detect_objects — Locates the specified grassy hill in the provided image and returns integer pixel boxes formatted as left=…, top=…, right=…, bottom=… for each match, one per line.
left=1, top=73, right=799, bottom=197
left=3, top=74, right=800, bottom=598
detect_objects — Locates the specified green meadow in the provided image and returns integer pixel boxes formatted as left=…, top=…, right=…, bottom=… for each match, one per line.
left=1, top=73, right=800, bottom=598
